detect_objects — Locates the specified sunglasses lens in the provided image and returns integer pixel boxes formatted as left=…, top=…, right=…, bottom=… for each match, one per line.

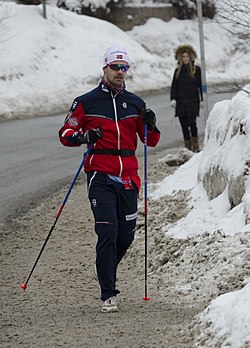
left=109, top=64, right=129, bottom=72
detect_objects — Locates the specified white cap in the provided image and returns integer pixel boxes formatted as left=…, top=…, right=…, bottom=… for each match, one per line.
left=103, top=45, right=131, bottom=67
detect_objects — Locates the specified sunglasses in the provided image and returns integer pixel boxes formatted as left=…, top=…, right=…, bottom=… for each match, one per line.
left=108, top=64, right=130, bottom=72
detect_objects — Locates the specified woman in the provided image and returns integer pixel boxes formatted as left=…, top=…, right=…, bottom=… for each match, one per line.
left=170, top=44, right=203, bottom=152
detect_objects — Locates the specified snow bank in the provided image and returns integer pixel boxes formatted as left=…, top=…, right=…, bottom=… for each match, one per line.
left=199, top=84, right=250, bottom=220
left=195, top=280, right=250, bottom=348
left=147, top=85, right=250, bottom=346
left=150, top=84, right=250, bottom=238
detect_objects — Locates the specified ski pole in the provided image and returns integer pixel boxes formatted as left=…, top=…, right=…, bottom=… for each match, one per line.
left=143, top=124, right=150, bottom=301
left=21, top=145, right=92, bottom=290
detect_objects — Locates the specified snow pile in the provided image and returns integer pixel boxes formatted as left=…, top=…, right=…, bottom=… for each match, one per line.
left=150, top=85, right=250, bottom=238
left=198, top=85, right=250, bottom=212
left=195, top=281, right=250, bottom=348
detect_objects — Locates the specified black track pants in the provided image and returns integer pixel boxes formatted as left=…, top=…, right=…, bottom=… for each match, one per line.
left=87, top=171, right=138, bottom=301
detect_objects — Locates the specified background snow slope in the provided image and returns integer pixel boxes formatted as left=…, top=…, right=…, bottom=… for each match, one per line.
left=0, top=2, right=249, bottom=119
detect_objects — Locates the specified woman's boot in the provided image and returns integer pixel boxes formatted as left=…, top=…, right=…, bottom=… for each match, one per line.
left=184, top=139, right=191, bottom=150
left=191, top=137, right=199, bottom=152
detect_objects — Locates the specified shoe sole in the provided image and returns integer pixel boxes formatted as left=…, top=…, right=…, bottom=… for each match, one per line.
left=101, top=305, right=118, bottom=313
left=101, top=306, right=118, bottom=313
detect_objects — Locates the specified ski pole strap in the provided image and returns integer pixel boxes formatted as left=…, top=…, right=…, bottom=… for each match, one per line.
left=89, top=148, right=135, bottom=157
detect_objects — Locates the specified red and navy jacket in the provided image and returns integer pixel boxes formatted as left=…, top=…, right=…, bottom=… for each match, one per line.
left=58, top=81, right=160, bottom=190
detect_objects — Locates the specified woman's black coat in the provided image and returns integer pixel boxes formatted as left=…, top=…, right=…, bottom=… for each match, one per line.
left=170, top=64, right=203, bottom=122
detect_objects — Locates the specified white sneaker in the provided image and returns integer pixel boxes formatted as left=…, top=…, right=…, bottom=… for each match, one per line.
left=101, top=296, right=118, bottom=313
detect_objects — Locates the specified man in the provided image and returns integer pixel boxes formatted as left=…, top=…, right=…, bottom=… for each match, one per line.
left=59, top=45, right=160, bottom=312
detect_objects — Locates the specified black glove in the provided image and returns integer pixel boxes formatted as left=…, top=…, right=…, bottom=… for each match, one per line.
left=72, top=126, right=103, bottom=144
left=141, top=109, right=156, bottom=130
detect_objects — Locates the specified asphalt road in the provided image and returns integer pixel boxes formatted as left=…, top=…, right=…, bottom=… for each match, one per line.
left=0, top=89, right=234, bottom=225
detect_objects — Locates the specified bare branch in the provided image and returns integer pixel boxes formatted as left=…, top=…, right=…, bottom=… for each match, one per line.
left=215, top=0, right=250, bottom=30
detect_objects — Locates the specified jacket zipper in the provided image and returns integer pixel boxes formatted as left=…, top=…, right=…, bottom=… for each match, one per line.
left=112, top=93, right=123, bottom=176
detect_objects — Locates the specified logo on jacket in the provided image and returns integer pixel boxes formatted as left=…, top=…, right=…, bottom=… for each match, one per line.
left=68, top=117, right=78, bottom=127
left=122, top=102, right=127, bottom=109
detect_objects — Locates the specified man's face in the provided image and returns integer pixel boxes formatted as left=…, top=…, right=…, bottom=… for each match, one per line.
left=103, top=60, right=129, bottom=88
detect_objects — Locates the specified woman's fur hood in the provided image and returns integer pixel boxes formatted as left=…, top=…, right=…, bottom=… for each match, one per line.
left=175, top=44, right=197, bottom=62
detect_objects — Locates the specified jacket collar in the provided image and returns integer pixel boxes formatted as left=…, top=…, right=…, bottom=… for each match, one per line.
left=100, top=79, right=125, bottom=96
